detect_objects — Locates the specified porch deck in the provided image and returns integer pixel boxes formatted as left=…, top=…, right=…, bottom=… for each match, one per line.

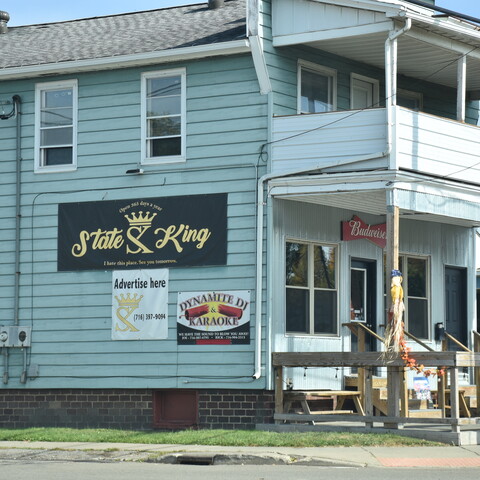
left=272, top=351, right=480, bottom=445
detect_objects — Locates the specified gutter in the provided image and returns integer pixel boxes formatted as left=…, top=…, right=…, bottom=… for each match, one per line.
left=0, top=40, right=250, bottom=80
left=405, top=0, right=480, bottom=26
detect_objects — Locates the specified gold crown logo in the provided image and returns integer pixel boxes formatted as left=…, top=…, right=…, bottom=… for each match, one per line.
left=124, top=211, right=157, bottom=226
left=115, top=293, right=143, bottom=306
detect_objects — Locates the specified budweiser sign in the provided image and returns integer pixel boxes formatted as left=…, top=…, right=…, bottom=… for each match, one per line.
left=342, top=215, right=386, bottom=248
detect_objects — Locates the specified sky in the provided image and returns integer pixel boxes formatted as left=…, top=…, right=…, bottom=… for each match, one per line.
left=1, top=1, right=480, bottom=26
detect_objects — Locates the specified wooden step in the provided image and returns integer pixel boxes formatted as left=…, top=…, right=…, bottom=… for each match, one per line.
left=345, top=374, right=387, bottom=389
left=409, top=409, right=443, bottom=418
left=408, top=399, right=431, bottom=410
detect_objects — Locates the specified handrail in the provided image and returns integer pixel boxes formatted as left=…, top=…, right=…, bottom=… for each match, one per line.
left=473, top=330, right=480, bottom=342
left=403, top=330, right=435, bottom=352
left=343, top=322, right=385, bottom=343
left=444, top=331, right=472, bottom=353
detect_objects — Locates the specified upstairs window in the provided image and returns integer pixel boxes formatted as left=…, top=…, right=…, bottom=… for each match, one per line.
left=298, top=61, right=336, bottom=114
left=397, top=89, right=423, bottom=111
left=35, top=80, right=77, bottom=172
left=141, top=69, right=186, bottom=164
left=285, top=241, right=338, bottom=335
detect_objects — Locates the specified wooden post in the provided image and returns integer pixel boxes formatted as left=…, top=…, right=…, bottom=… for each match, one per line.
left=385, top=204, right=401, bottom=427
left=365, top=367, right=373, bottom=428
left=274, top=366, right=284, bottom=424
left=438, top=339, right=448, bottom=417
left=475, top=334, right=480, bottom=417
left=358, top=326, right=366, bottom=406
left=450, top=367, right=460, bottom=433
left=401, top=367, right=409, bottom=418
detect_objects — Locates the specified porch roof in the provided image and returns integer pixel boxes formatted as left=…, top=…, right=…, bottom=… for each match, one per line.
left=267, top=170, right=480, bottom=227
left=272, top=0, right=480, bottom=92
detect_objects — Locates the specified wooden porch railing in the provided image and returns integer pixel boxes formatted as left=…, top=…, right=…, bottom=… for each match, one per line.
left=343, top=325, right=479, bottom=418
left=273, top=351, right=480, bottom=433
left=474, top=331, right=480, bottom=416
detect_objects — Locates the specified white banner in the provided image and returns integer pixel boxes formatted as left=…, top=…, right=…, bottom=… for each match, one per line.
left=177, top=290, right=250, bottom=344
left=112, top=269, right=169, bottom=340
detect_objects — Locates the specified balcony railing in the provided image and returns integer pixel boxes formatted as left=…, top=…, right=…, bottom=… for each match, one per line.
left=271, top=107, right=480, bottom=186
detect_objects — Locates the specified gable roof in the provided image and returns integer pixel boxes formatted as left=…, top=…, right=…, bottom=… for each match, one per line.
left=0, top=1, right=246, bottom=71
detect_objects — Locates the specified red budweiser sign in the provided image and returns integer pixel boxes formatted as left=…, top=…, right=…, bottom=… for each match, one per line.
left=342, top=215, right=386, bottom=248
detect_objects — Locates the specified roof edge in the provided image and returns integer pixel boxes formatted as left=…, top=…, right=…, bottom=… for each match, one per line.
left=0, top=39, right=250, bottom=80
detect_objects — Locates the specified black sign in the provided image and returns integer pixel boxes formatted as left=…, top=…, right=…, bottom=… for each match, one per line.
left=58, top=194, right=227, bottom=271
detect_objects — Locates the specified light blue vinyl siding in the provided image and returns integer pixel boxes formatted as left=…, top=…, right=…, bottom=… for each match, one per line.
left=0, top=53, right=269, bottom=389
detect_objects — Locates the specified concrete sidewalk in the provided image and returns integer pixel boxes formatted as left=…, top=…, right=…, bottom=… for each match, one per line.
left=0, top=441, right=480, bottom=467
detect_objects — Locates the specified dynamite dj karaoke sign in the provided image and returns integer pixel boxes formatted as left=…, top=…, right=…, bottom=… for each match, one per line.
left=58, top=194, right=227, bottom=271
left=177, top=291, right=251, bottom=345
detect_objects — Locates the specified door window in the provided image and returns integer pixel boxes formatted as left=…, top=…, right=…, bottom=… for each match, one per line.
left=351, top=74, right=379, bottom=110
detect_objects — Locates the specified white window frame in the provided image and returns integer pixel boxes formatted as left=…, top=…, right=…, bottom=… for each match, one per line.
left=403, top=255, right=431, bottom=340
left=397, top=88, right=423, bottom=111
left=141, top=68, right=186, bottom=165
left=384, top=254, right=431, bottom=340
left=285, top=239, right=339, bottom=337
left=297, top=60, right=337, bottom=114
left=350, top=73, right=380, bottom=110
left=34, top=79, right=78, bottom=173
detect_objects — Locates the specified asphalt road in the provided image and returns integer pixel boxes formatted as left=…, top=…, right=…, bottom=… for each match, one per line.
left=1, top=462, right=480, bottom=480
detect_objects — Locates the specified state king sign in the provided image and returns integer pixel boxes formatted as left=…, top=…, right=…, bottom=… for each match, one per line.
left=342, top=215, right=387, bottom=248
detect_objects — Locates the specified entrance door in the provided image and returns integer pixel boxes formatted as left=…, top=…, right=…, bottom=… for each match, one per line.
left=350, top=259, right=377, bottom=351
left=445, top=267, right=467, bottom=350
left=351, top=75, right=379, bottom=110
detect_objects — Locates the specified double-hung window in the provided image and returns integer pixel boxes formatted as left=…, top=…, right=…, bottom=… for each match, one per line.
left=298, top=61, right=336, bottom=114
left=403, top=256, right=429, bottom=339
left=141, top=69, right=186, bottom=164
left=385, top=255, right=430, bottom=339
left=35, top=80, right=77, bottom=172
left=285, top=241, right=338, bottom=335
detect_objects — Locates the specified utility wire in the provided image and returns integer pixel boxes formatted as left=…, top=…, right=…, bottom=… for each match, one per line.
left=260, top=41, right=480, bottom=182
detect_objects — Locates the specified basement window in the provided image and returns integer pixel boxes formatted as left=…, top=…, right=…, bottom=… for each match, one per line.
left=153, top=390, right=198, bottom=429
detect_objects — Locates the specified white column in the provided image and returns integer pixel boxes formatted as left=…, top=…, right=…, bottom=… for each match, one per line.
left=457, top=56, right=467, bottom=122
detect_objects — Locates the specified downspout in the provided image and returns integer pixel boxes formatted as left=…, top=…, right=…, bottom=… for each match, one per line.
left=2, top=346, right=8, bottom=384
left=0, top=95, right=20, bottom=385
left=13, top=95, right=21, bottom=325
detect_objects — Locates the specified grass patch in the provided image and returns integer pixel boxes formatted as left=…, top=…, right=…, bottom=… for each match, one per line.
left=0, top=428, right=441, bottom=447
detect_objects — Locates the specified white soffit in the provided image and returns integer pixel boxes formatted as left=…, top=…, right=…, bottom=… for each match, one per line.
left=275, top=191, right=480, bottom=227
left=268, top=171, right=480, bottom=227
left=273, top=1, right=480, bottom=90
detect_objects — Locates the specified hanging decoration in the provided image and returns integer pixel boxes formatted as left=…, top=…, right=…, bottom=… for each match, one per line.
left=384, top=269, right=405, bottom=353
left=384, top=269, right=445, bottom=377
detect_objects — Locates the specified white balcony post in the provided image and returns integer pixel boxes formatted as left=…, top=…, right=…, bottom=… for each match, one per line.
left=385, top=20, right=411, bottom=171
left=457, top=56, right=467, bottom=122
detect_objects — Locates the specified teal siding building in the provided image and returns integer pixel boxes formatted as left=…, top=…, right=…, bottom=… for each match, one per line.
left=2, top=1, right=480, bottom=429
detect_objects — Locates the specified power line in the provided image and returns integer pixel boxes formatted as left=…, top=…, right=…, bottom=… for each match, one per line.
left=260, top=40, right=480, bottom=181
